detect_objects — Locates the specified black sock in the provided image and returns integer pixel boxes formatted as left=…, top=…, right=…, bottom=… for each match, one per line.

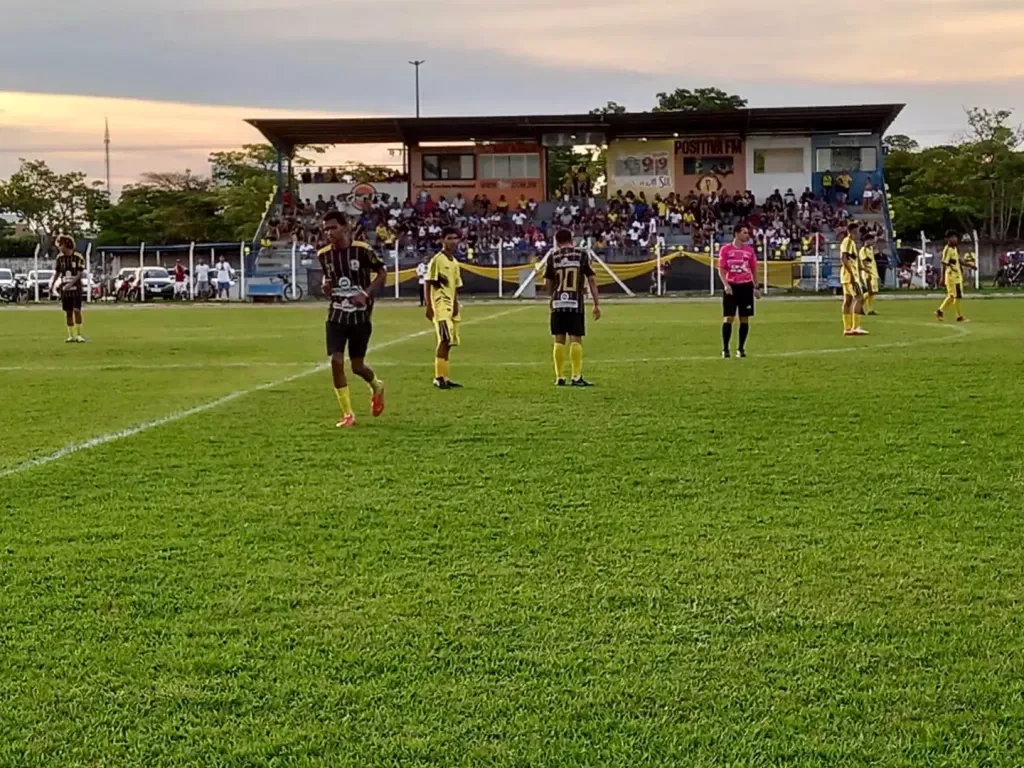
left=722, top=322, right=732, bottom=351
left=739, top=323, right=749, bottom=351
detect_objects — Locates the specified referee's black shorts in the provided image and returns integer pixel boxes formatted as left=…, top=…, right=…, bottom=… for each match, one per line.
left=61, top=292, right=83, bottom=313
left=722, top=282, right=755, bottom=318
left=326, top=321, right=372, bottom=359
left=550, top=311, right=586, bottom=338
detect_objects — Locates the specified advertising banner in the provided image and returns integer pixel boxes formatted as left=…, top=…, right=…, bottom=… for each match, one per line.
left=607, top=140, right=675, bottom=196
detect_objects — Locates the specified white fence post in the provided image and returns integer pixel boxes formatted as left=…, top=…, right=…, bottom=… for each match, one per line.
left=973, top=229, right=980, bottom=291
left=814, top=236, right=820, bottom=292
left=188, top=242, right=195, bottom=300
left=33, top=244, right=40, bottom=302
left=85, top=242, right=93, bottom=303
left=708, top=242, right=716, bottom=296
left=920, top=231, right=928, bottom=290
left=498, top=241, right=504, bottom=299
left=239, top=242, right=246, bottom=301
left=290, top=239, right=298, bottom=301
left=139, top=242, right=146, bottom=301
left=393, top=241, right=400, bottom=299
left=762, top=233, right=769, bottom=296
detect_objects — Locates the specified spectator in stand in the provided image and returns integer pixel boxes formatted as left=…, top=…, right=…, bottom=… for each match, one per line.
left=301, top=168, right=313, bottom=183
left=821, top=171, right=834, bottom=203
left=528, top=198, right=538, bottom=219
left=496, top=195, right=509, bottom=215
left=327, top=168, right=339, bottom=183
left=453, top=192, right=466, bottom=215
left=313, top=167, right=324, bottom=183
left=835, top=171, right=852, bottom=206
left=784, top=188, right=797, bottom=207
left=517, top=194, right=528, bottom=212
left=194, top=258, right=211, bottom=299
left=801, top=187, right=815, bottom=204
left=416, top=255, right=428, bottom=306
left=862, top=179, right=880, bottom=212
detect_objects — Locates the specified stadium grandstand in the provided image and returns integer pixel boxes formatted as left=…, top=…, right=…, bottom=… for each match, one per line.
left=245, top=104, right=903, bottom=298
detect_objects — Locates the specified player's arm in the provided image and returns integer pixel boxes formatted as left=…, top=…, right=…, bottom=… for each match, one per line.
left=48, top=264, right=59, bottom=294
left=584, top=251, right=600, bottom=319
left=452, top=266, right=461, bottom=318
left=72, top=257, right=85, bottom=289
left=365, top=249, right=387, bottom=298
left=717, top=247, right=732, bottom=294
left=424, top=256, right=437, bottom=320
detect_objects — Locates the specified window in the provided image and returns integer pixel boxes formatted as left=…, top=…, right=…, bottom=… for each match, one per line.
left=683, top=156, right=734, bottom=176
left=753, top=148, right=804, bottom=174
left=816, top=147, right=877, bottom=172
left=422, top=153, right=475, bottom=181
left=479, top=153, right=541, bottom=179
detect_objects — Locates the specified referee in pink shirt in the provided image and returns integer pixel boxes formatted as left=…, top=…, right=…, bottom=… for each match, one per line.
left=718, top=223, right=759, bottom=358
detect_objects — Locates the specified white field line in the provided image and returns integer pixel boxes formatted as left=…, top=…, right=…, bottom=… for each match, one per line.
left=0, top=361, right=316, bottom=373
left=0, top=307, right=527, bottom=479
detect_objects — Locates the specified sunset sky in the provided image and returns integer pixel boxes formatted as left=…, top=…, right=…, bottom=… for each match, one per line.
left=2, top=0, right=1022, bottom=193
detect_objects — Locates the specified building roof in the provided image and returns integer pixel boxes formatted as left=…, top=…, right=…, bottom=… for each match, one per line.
left=247, top=104, right=904, bottom=151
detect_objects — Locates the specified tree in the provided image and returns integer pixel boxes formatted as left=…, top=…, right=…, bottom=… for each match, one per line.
left=0, top=159, right=108, bottom=236
left=883, top=134, right=920, bottom=154
left=652, top=87, right=747, bottom=112
left=95, top=176, right=232, bottom=246
left=590, top=101, right=627, bottom=116
left=338, top=164, right=400, bottom=184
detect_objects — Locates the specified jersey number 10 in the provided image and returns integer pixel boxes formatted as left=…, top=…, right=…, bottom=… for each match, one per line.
left=556, top=267, right=578, bottom=293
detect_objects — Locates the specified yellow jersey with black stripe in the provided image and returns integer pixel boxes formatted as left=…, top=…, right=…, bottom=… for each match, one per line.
left=942, top=245, right=963, bottom=284
left=840, top=236, right=859, bottom=284
left=859, top=245, right=879, bottom=281
left=426, top=251, right=462, bottom=321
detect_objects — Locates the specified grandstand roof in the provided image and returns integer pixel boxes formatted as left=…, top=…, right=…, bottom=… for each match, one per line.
left=247, top=104, right=904, bottom=151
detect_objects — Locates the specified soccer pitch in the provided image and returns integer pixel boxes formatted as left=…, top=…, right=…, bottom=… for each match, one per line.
left=2, top=297, right=1023, bottom=766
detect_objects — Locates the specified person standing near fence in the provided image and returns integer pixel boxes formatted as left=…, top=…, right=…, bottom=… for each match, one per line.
left=49, top=235, right=86, bottom=343
left=416, top=256, right=428, bottom=306
left=935, top=230, right=970, bottom=323
left=859, top=232, right=880, bottom=316
left=840, top=223, right=868, bottom=336
left=718, top=223, right=758, bottom=358
left=215, top=257, right=234, bottom=300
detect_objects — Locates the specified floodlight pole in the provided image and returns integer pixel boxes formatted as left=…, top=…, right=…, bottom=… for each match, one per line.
left=409, top=60, right=425, bottom=118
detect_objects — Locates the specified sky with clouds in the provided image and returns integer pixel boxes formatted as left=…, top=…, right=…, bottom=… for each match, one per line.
left=2, top=0, right=1022, bottom=191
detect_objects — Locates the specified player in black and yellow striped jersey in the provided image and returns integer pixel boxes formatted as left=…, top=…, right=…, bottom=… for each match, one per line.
left=839, top=222, right=868, bottom=335
left=318, top=211, right=387, bottom=428
left=49, top=235, right=86, bottom=342
left=425, top=227, right=464, bottom=389
left=544, top=228, right=600, bottom=386
left=935, top=230, right=970, bottom=323
left=859, top=232, right=880, bottom=316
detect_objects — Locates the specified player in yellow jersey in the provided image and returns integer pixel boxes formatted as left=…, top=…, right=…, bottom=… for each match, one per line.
left=935, top=230, right=970, bottom=322
left=859, top=232, right=880, bottom=316
left=839, top=223, right=868, bottom=336
left=425, top=227, right=464, bottom=389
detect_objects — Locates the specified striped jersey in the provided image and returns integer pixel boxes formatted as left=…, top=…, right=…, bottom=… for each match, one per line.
left=318, top=241, right=384, bottom=325
left=544, top=246, right=595, bottom=313
left=54, top=252, right=86, bottom=296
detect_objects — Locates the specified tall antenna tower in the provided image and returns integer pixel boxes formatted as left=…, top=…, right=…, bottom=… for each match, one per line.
left=104, top=118, right=111, bottom=195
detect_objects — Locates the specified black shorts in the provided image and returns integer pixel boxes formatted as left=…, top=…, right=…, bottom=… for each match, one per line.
left=723, top=282, right=755, bottom=318
left=61, top=292, right=83, bottom=313
left=550, top=311, right=586, bottom=338
left=325, top=321, right=372, bottom=359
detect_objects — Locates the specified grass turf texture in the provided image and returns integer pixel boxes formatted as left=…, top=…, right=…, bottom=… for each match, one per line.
left=2, top=298, right=1023, bottom=767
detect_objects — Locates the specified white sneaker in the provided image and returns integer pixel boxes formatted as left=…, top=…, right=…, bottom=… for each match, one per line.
left=75, top=335, right=86, bottom=343
left=852, top=327, right=870, bottom=335
left=64, top=337, right=75, bottom=343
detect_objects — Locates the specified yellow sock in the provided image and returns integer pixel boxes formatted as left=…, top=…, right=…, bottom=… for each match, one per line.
left=953, top=298, right=963, bottom=317
left=335, top=386, right=352, bottom=416
left=367, top=377, right=383, bottom=394
left=553, top=343, right=567, bottom=380
left=939, top=296, right=954, bottom=314
left=853, top=313, right=862, bottom=330
left=864, top=296, right=873, bottom=313
left=569, top=342, right=583, bottom=380
left=435, top=358, right=449, bottom=380
left=843, top=313, right=853, bottom=331
left=74, top=324, right=82, bottom=337
left=66, top=326, right=74, bottom=339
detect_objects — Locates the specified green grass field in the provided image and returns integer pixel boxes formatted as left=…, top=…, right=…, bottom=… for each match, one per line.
left=2, top=297, right=1024, bottom=767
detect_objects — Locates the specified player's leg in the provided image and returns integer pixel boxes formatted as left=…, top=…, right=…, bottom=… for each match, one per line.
left=737, top=286, right=753, bottom=356
left=552, top=312, right=568, bottom=385
left=61, top=294, right=75, bottom=341
left=842, top=288, right=854, bottom=334
left=433, top=320, right=452, bottom=388
left=722, top=288, right=736, bottom=357
left=937, top=280, right=955, bottom=319
left=953, top=282, right=966, bottom=321
left=851, top=286, right=866, bottom=333
left=73, top=300, right=84, bottom=341
left=348, top=324, right=385, bottom=416
left=326, top=323, right=355, bottom=426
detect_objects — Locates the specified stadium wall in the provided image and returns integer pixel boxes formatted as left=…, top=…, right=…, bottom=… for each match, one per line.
left=409, top=143, right=546, bottom=205
left=745, top=136, right=813, bottom=201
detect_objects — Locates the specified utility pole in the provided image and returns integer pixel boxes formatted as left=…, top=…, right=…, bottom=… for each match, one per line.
left=408, top=60, right=425, bottom=118
left=104, top=118, right=111, bottom=196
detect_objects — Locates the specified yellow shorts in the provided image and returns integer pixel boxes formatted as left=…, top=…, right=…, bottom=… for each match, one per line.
left=865, top=276, right=879, bottom=294
left=841, top=280, right=862, bottom=298
left=434, top=317, right=460, bottom=347
left=946, top=279, right=963, bottom=299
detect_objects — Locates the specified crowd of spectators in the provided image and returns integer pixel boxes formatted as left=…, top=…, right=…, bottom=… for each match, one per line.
left=265, top=179, right=884, bottom=262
